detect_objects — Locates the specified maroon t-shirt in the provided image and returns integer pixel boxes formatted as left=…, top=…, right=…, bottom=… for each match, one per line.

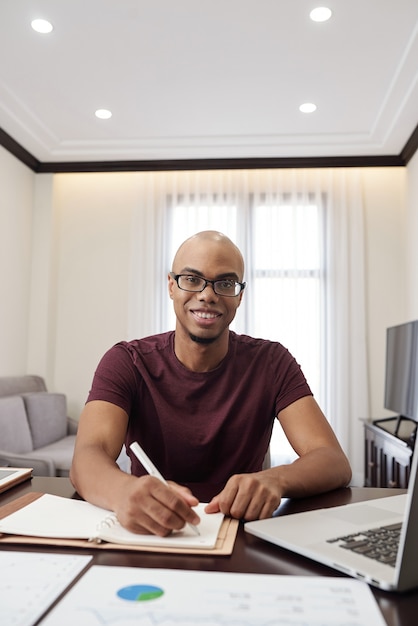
left=87, top=331, right=312, bottom=501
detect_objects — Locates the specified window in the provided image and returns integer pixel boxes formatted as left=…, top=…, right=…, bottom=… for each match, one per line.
left=165, top=192, right=325, bottom=464
left=251, top=195, right=323, bottom=400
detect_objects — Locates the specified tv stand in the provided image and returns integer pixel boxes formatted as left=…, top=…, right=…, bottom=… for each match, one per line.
left=363, top=416, right=416, bottom=488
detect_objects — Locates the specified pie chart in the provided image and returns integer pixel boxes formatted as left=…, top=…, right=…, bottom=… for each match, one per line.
left=117, top=584, right=164, bottom=602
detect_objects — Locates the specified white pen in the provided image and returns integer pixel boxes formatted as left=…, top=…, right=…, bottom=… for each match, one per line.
left=129, top=441, right=200, bottom=536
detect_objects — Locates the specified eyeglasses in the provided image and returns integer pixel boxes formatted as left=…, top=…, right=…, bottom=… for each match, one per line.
left=170, top=273, right=246, bottom=297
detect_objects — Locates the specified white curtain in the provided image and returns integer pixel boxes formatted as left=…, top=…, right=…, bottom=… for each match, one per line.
left=129, top=168, right=369, bottom=485
left=128, top=172, right=168, bottom=339
left=321, top=168, right=370, bottom=485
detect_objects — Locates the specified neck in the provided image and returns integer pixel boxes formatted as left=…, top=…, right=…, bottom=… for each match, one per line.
left=173, top=328, right=230, bottom=372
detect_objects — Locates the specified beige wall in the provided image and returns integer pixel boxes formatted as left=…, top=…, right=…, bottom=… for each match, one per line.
left=406, top=151, right=418, bottom=318
left=1, top=147, right=417, bottom=482
left=52, top=173, right=136, bottom=416
left=362, top=167, right=407, bottom=419
left=0, top=146, right=34, bottom=374
left=33, top=167, right=409, bottom=422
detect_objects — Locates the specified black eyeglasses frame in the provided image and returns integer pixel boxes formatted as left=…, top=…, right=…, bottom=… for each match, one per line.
left=170, top=272, right=246, bottom=297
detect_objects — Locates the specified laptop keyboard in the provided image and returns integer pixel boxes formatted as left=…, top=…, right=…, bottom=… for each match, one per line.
left=327, top=522, right=402, bottom=567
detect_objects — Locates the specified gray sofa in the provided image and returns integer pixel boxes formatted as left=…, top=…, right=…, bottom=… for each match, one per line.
left=0, top=375, right=78, bottom=476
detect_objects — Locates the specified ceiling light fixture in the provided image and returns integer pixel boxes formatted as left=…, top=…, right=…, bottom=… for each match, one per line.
left=31, top=18, right=53, bottom=34
left=95, top=109, right=112, bottom=120
left=299, top=103, right=317, bottom=113
left=310, top=7, right=332, bottom=22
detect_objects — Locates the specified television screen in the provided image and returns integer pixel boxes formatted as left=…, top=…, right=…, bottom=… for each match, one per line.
left=384, top=320, right=418, bottom=421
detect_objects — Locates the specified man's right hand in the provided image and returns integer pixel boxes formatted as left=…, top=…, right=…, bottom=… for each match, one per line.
left=70, top=400, right=200, bottom=537
left=113, top=475, right=201, bottom=536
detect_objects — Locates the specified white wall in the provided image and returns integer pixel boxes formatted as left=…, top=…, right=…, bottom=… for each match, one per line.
left=29, top=173, right=138, bottom=416
left=2, top=148, right=417, bottom=483
left=27, top=174, right=56, bottom=384
left=32, top=168, right=407, bottom=424
left=406, top=151, right=418, bottom=319
left=362, top=167, right=407, bottom=419
left=0, top=147, right=34, bottom=374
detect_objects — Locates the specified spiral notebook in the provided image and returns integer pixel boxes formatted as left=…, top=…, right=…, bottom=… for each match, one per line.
left=0, top=493, right=231, bottom=552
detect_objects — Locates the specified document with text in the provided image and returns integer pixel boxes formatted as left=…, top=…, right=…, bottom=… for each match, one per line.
left=40, top=565, right=387, bottom=626
left=0, top=551, right=91, bottom=626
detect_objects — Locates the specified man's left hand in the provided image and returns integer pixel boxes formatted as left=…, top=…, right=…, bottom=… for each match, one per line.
left=204, top=470, right=281, bottom=520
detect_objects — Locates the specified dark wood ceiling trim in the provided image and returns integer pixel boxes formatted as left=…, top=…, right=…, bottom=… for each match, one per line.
left=400, top=123, right=418, bottom=164
left=0, top=127, right=39, bottom=172
left=1, top=125, right=416, bottom=173
left=36, top=154, right=405, bottom=173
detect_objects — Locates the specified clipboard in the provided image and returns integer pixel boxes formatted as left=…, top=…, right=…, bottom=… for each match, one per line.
left=0, top=492, right=239, bottom=555
left=0, top=467, right=32, bottom=494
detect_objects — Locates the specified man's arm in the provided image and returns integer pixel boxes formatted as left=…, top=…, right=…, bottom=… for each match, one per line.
left=205, top=395, right=352, bottom=520
left=70, top=400, right=200, bottom=536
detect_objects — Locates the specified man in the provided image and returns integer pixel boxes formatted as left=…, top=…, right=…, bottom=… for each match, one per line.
left=70, top=230, right=351, bottom=536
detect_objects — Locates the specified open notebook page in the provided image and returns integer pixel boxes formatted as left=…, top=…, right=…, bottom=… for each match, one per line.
left=0, top=493, right=224, bottom=549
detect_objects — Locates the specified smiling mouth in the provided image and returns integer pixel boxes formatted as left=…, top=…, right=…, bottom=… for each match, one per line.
left=192, top=311, right=220, bottom=320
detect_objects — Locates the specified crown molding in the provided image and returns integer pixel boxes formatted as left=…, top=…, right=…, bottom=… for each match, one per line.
left=400, top=123, right=418, bottom=164
left=1, top=126, right=416, bottom=174
left=0, top=127, right=39, bottom=171
left=35, top=154, right=405, bottom=174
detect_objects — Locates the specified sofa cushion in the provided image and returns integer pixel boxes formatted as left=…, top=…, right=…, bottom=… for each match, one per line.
left=0, top=396, right=33, bottom=453
left=22, top=392, right=67, bottom=448
left=34, top=435, right=77, bottom=477
left=0, top=375, right=47, bottom=398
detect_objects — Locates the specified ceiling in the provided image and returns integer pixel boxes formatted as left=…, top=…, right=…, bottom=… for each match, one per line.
left=0, top=0, right=417, bottom=167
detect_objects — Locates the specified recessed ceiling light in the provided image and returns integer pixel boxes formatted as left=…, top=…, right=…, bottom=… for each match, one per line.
left=299, top=103, right=317, bottom=113
left=310, top=7, right=332, bottom=22
left=95, top=109, right=112, bottom=120
left=31, top=18, right=53, bottom=34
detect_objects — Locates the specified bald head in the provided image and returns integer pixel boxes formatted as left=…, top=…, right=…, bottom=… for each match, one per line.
left=172, top=231, right=245, bottom=280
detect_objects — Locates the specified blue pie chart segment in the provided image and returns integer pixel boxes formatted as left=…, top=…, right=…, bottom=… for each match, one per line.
left=117, top=584, right=164, bottom=602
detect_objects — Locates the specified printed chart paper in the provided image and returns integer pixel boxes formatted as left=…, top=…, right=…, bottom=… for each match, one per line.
left=0, top=551, right=91, bottom=626
left=40, top=565, right=387, bottom=626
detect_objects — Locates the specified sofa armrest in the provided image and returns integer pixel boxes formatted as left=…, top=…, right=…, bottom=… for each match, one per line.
left=66, top=417, right=79, bottom=435
left=0, top=450, right=55, bottom=476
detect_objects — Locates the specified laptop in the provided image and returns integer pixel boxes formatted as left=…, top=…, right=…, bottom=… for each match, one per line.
left=245, top=446, right=418, bottom=592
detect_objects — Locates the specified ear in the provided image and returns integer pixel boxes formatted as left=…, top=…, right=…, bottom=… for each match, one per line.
left=168, top=273, right=175, bottom=299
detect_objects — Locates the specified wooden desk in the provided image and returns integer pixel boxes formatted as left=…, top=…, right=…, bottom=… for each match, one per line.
left=1, top=477, right=416, bottom=626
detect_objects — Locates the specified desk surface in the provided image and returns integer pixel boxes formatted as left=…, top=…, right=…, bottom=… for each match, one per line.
left=0, top=477, right=416, bottom=626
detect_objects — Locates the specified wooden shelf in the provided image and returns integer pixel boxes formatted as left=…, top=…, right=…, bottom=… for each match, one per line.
left=363, top=417, right=416, bottom=488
